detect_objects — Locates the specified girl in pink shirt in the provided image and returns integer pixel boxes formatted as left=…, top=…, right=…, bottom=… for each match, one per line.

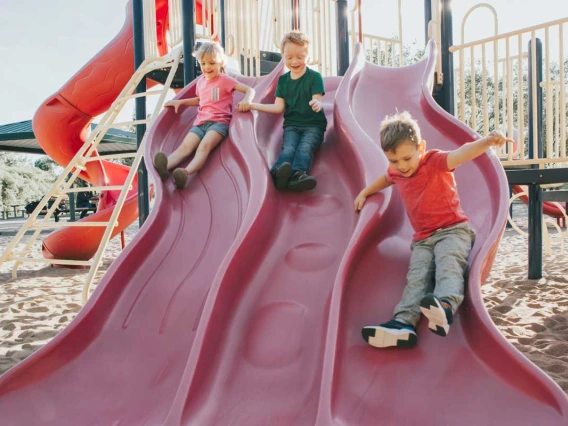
left=153, top=42, right=255, bottom=189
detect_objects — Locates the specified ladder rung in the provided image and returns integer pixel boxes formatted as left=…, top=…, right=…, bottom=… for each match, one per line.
left=8, top=257, right=93, bottom=267
left=110, top=119, right=148, bottom=128
left=60, top=186, right=126, bottom=193
left=32, top=221, right=115, bottom=229
left=84, top=153, right=137, bottom=163
left=120, top=90, right=165, bottom=101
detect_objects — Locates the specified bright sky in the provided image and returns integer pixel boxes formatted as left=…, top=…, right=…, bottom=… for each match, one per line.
left=1, top=0, right=567, bottom=126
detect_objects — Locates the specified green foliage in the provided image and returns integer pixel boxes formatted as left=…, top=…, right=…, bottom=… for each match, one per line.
left=0, top=153, right=57, bottom=213
left=34, top=156, right=58, bottom=172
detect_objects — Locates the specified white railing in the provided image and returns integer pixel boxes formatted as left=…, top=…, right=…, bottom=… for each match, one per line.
left=168, top=0, right=183, bottom=48
left=350, top=0, right=404, bottom=68
left=143, top=0, right=159, bottom=58
left=225, top=0, right=261, bottom=76
left=450, top=5, right=568, bottom=167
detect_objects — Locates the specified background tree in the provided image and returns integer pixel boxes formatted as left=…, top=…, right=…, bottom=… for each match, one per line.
left=0, top=153, right=57, bottom=214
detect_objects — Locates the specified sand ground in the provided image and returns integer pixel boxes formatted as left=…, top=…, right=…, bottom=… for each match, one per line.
left=0, top=204, right=567, bottom=394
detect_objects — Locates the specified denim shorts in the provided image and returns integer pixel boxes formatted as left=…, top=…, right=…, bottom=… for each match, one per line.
left=189, top=121, right=230, bottom=139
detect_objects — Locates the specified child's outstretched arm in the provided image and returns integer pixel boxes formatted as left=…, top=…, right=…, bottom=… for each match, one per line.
left=235, top=83, right=256, bottom=112
left=249, top=97, right=285, bottom=115
left=164, top=97, right=199, bottom=113
left=447, top=130, right=512, bottom=169
left=354, top=175, right=392, bottom=213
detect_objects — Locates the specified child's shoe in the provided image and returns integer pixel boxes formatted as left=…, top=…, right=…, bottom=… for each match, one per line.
left=272, top=162, right=293, bottom=190
left=287, top=171, right=317, bottom=192
left=362, top=319, right=417, bottom=348
left=153, top=152, right=170, bottom=181
left=420, top=294, right=454, bottom=337
left=172, top=168, right=188, bottom=189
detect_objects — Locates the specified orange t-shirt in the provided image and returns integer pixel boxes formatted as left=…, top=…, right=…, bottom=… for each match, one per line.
left=385, top=150, right=468, bottom=242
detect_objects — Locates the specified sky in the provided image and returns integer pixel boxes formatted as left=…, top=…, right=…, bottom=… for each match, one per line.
left=1, top=0, right=568, bottom=126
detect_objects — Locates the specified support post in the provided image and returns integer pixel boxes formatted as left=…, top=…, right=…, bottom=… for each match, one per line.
left=133, top=0, right=150, bottom=225
left=424, top=0, right=432, bottom=44
left=336, top=0, right=349, bottom=76
left=68, top=193, right=76, bottom=222
left=527, top=38, right=543, bottom=279
left=528, top=184, right=543, bottom=279
left=292, top=0, right=299, bottom=30
left=219, top=0, right=226, bottom=47
left=432, top=0, right=454, bottom=114
left=182, top=0, right=196, bottom=85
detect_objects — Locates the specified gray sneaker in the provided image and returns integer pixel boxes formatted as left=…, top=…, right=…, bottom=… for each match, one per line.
left=286, top=171, right=317, bottom=192
left=172, top=168, right=188, bottom=189
left=272, top=162, right=293, bottom=190
left=153, top=152, right=170, bottom=181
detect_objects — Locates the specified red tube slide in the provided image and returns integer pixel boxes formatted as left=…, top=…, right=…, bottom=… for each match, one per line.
left=31, top=0, right=171, bottom=261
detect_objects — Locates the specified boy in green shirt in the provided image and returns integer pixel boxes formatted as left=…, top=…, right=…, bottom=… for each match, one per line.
left=250, top=31, right=327, bottom=191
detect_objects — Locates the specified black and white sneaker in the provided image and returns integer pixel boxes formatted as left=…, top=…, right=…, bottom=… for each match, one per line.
left=420, top=294, right=454, bottom=337
left=272, top=162, right=293, bottom=190
left=362, top=319, right=417, bottom=348
left=287, top=171, right=317, bottom=192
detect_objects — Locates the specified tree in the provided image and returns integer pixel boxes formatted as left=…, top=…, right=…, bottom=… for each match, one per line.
left=34, top=156, right=58, bottom=172
left=0, top=154, right=57, bottom=213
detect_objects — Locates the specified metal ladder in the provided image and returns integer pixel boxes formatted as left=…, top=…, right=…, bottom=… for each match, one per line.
left=0, top=47, right=183, bottom=304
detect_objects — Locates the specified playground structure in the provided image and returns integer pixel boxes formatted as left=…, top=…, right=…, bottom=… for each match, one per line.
left=448, top=4, right=568, bottom=277
left=0, top=0, right=567, bottom=424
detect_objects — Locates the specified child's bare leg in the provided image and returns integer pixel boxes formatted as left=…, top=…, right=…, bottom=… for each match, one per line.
left=183, top=130, right=225, bottom=175
left=167, top=132, right=202, bottom=170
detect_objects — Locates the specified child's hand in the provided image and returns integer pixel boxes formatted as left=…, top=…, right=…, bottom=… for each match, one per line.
left=354, top=192, right=367, bottom=213
left=484, top=130, right=513, bottom=148
left=236, top=102, right=251, bottom=112
left=164, top=100, right=181, bottom=113
left=309, top=99, right=323, bottom=113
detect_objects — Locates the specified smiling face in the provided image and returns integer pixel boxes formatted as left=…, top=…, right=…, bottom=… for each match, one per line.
left=384, top=139, right=426, bottom=177
left=199, top=53, right=223, bottom=80
left=282, top=42, right=309, bottom=78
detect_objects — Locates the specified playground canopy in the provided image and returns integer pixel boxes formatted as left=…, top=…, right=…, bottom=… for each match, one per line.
left=0, top=120, right=137, bottom=155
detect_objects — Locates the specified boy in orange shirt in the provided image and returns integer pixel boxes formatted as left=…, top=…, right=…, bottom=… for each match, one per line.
left=355, top=111, right=511, bottom=348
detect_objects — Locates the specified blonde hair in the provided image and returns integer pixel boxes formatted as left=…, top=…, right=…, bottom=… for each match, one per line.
left=194, top=42, right=226, bottom=73
left=380, top=111, right=422, bottom=152
left=280, top=30, right=310, bottom=54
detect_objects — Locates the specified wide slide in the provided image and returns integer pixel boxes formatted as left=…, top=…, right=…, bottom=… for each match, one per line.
left=0, top=40, right=566, bottom=426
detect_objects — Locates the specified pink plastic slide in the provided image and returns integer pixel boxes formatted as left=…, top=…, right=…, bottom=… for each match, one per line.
left=0, top=41, right=567, bottom=425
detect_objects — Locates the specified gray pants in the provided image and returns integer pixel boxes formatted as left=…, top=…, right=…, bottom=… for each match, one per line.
left=394, top=223, right=476, bottom=327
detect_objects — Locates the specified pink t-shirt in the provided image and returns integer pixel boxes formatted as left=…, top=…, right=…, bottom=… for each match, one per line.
left=386, top=150, right=469, bottom=242
left=194, top=73, right=238, bottom=126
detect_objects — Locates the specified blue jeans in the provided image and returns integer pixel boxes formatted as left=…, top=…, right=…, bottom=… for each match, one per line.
left=271, top=126, right=325, bottom=174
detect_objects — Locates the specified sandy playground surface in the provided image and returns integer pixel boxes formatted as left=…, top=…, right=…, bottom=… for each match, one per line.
left=0, top=204, right=567, bottom=395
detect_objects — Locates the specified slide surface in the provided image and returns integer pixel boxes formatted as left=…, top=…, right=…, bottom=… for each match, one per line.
left=0, top=42, right=567, bottom=425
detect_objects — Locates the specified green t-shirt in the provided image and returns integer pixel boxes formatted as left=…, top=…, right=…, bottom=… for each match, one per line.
left=275, top=68, right=327, bottom=131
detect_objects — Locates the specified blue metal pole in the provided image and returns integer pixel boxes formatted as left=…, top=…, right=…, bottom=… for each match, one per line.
left=182, top=0, right=196, bottom=85
left=219, top=0, right=226, bottom=47
left=336, top=0, right=349, bottom=76
left=433, top=0, right=454, bottom=114
left=424, top=0, right=432, bottom=45
left=527, top=38, right=543, bottom=279
left=133, top=0, right=150, bottom=226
